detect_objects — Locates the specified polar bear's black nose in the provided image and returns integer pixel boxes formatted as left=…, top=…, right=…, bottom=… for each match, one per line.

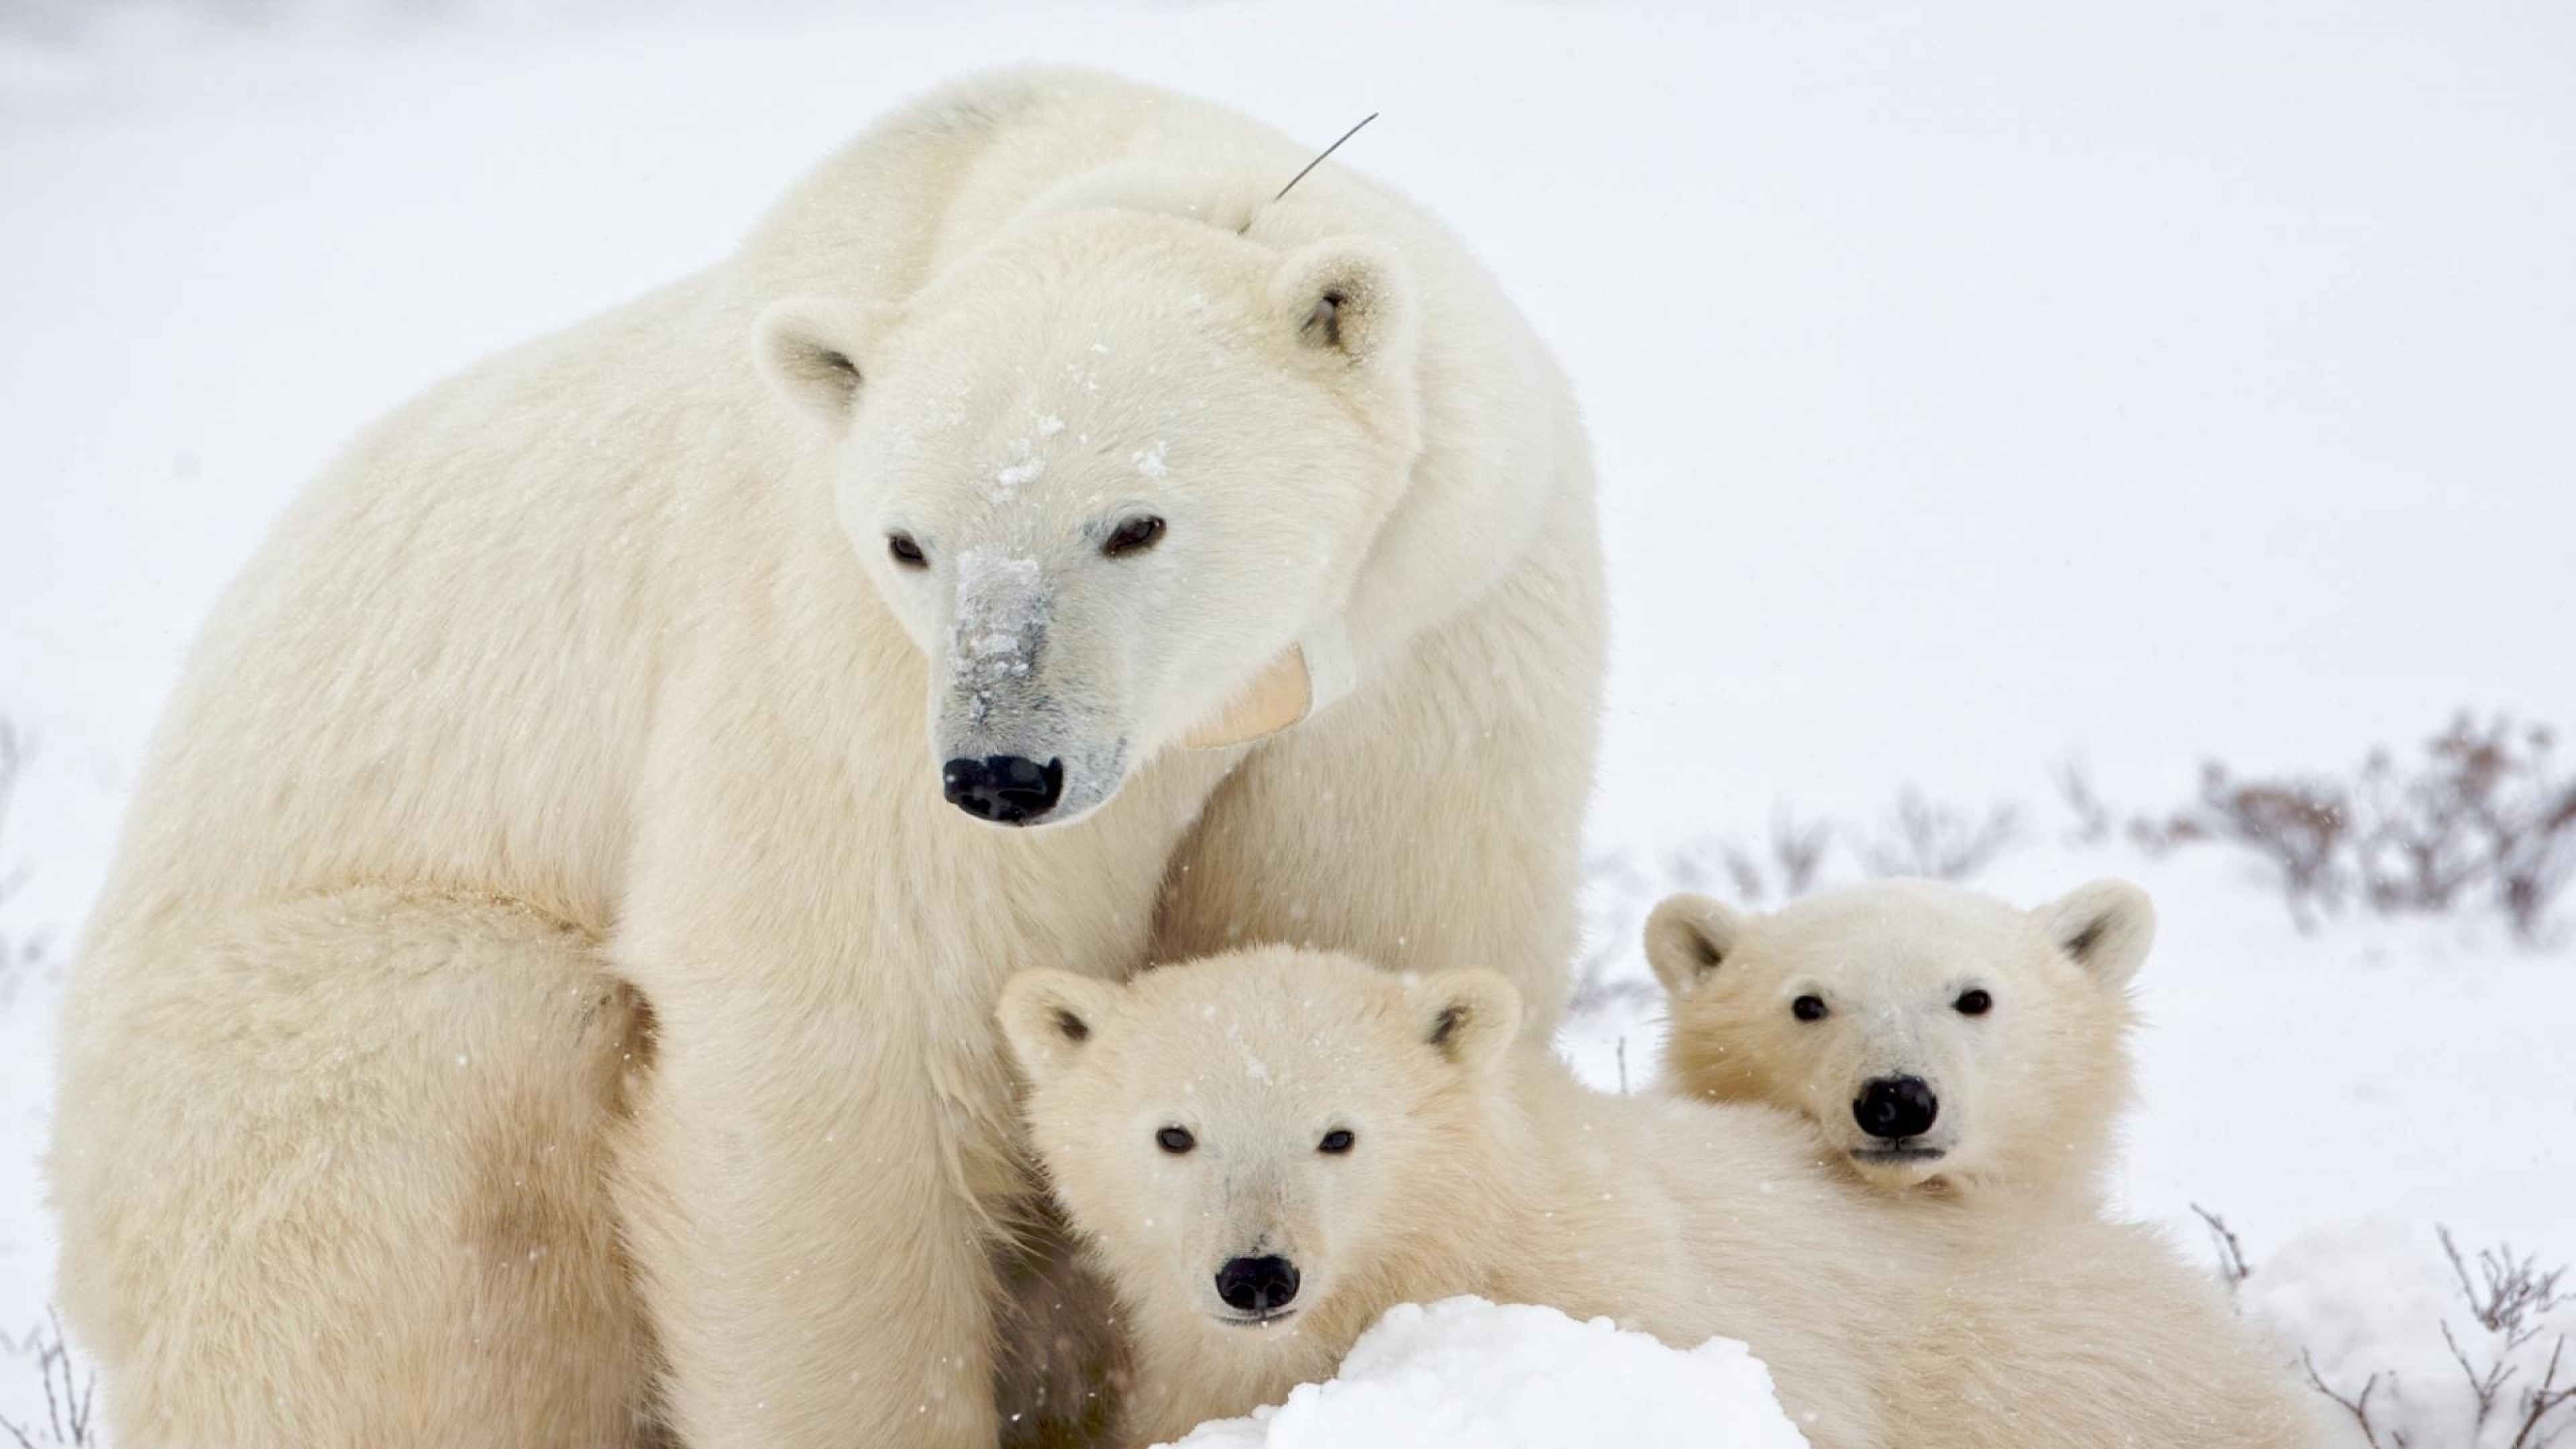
left=1855, top=1075, right=1939, bottom=1140
left=941, top=755, right=1064, bottom=826
left=1215, top=1255, right=1301, bottom=1314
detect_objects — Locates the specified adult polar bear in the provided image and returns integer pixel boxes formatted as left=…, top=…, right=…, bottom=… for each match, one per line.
left=50, top=68, right=1604, bottom=1448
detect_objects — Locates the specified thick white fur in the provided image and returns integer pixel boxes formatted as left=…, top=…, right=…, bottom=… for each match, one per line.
left=1648, top=877, right=2151, bottom=1208
left=1003, top=949, right=2322, bottom=1449
left=49, top=68, right=1603, bottom=1448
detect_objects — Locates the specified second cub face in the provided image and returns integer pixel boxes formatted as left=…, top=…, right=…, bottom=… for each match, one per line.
left=1645, top=877, right=2151, bottom=1198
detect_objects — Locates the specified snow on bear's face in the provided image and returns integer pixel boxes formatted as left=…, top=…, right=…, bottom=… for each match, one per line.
left=998, top=949, right=1516, bottom=1344
left=755, top=211, right=1421, bottom=827
left=1645, top=879, right=2152, bottom=1199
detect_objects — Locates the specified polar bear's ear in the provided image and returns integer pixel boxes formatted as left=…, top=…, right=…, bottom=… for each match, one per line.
left=996, top=969, right=1121, bottom=1086
left=1407, top=969, right=1521, bottom=1073
left=1269, top=237, right=1418, bottom=377
left=1644, top=894, right=1748, bottom=998
left=753, top=296, right=900, bottom=430
left=2039, top=879, right=2157, bottom=988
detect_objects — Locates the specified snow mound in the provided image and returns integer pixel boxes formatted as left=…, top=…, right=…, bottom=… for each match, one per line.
left=1160, top=1296, right=1811, bottom=1448
left=2241, top=1222, right=2576, bottom=1449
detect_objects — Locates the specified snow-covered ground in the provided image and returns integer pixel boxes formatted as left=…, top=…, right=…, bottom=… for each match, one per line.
left=3, top=2, right=2572, bottom=1442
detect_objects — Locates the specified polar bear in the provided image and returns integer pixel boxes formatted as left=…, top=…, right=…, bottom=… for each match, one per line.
left=48, top=68, right=1603, bottom=1448
left=1644, top=878, right=2151, bottom=1206
left=1000, top=948, right=2319, bottom=1449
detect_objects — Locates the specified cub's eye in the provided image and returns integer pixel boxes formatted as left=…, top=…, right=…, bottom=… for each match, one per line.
left=1318, top=1128, right=1356, bottom=1155
left=1955, top=989, right=1994, bottom=1016
left=1155, top=1126, right=1195, bottom=1155
left=1791, top=995, right=1829, bottom=1023
left=1102, top=515, right=1166, bottom=557
left=887, top=531, right=928, bottom=568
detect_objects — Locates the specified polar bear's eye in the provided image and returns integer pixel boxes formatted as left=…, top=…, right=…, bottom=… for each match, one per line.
left=1955, top=989, right=1994, bottom=1016
left=1791, top=995, right=1828, bottom=1023
left=1102, top=515, right=1166, bottom=557
left=886, top=531, right=928, bottom=569
left=1155, top=1126, right=1196, bottom=1155
left=1318, top=1128, right=1356, bottom=1155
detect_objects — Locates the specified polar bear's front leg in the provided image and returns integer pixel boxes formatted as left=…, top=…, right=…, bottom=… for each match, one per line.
left=614, top=1002, right=1004, bottom=1449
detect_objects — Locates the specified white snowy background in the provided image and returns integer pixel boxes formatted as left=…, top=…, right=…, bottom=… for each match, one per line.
left=2, top=2, right=2572, bottom=1444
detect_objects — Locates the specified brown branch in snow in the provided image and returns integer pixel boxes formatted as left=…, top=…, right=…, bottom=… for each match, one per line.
left=2303, top=1349, right=2393, bottom=1449
left=2510, top=1336, right=2573, bottom=1449
left=2190, top=1203, right=2251, bottom=1289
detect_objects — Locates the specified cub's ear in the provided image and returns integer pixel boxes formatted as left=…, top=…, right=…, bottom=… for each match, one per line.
left=1407, top=969, right=1522, bottom=1073
left=1644, top=893, right=1749, bottom=998
left=1269, top=237, right=1417, bottom=377
left=752, top=296, right=901, bottom=429
left=2039, top=879, right=2157, bottom=987
left=996, top=969, right=1121, bottom=1087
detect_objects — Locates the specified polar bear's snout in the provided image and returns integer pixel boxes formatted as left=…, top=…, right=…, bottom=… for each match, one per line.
left=1853, top=1075, right=1941, bottom=1144
left=941, top=754, right=1065, bottom=826
left=933, top=548, right=1134, bottom=826
left=1213, top=1254, right=1301, bottom=1320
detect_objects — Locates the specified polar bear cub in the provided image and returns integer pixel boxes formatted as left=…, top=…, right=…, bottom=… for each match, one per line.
left=1648, top=877, right=2149, bottom=1207
left=999, top=947, right=2317, bottom=1449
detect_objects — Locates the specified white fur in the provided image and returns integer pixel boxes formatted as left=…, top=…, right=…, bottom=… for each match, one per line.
left=49, top=68, right=1603, bottom=1448
left=1004, top=949, right=2323, bottom=1449
left=1647, top=877, right=2152, bottom=1207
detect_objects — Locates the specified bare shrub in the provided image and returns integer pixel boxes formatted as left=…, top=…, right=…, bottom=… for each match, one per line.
left=2302, top=1350, right=2398, bottom=1449
left=0, top=1312, right=95, bottom=1449
left=2192, top=1203, right=2252, bottom=1290
left=1853, top=788, right=2021, bottom=882
left=2123, top=714, right=2575, bottom=943
left=2443, top=1229, right=2573, bottom=1344
left=2132, top=763, right=2352, bottom=928
left=2208, top=1213, right=2576, bottom=1449
left=2055, top=760, right=2114, bottom=847
left=0, top=720, right=50, bottom=1006
left=1667, top=806, right=1835, bottom=907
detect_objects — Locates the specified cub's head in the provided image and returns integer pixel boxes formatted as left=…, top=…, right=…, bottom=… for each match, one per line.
left=755, top=207, right=1421, bottom=828
left=996, top=948, right=1516, bottom=1346
left=1645, top=878, right=2152, bottom=1200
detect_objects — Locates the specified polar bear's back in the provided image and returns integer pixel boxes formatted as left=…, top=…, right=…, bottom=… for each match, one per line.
left=734, top=68, right=1309, bottom=300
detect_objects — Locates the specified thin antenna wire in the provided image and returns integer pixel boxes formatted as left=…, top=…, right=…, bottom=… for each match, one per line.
left=1272, top=112, right=1380, bottom=203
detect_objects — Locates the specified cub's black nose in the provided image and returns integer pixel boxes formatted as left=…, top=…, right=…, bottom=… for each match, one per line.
left=1854, top=1075, right=1939, bottom=1140
left=941, top=755, right=1064, bottom=826
left=1214, top=1255, right=1301, bottom=1315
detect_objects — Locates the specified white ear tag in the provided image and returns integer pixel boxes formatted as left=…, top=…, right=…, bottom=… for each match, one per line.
left=1181, top=620, right=1356, bottom=750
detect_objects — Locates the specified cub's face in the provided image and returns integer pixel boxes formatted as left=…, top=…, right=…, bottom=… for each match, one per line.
left=755, top=212, right=1421, bottom=828
left=996, top=949, right=1516, bottom=1344
left=1646, top=878, right=2151, bottom=1193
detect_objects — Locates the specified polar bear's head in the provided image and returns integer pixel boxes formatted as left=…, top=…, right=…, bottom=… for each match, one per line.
left=755, top=211, right=1421, bottom=827
left=1645, top=878, right=2151, bottom=1201
left=998, top=948, right=1517, bottom=1346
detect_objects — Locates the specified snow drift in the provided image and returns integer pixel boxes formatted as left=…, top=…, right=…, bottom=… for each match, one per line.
left=1161, top=1297, right=1811, bottom=1449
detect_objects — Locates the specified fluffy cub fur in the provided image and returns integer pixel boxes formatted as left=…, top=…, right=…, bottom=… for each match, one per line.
left=1649, top=877, right=2149, bottom=1205
left=1000, top=947, right=2319, bottom=1449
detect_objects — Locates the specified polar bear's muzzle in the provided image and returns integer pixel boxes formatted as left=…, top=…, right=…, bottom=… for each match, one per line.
left=941, top=754, right=1065, bottom=826
left=933, top=728, right=1127, bottom=828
